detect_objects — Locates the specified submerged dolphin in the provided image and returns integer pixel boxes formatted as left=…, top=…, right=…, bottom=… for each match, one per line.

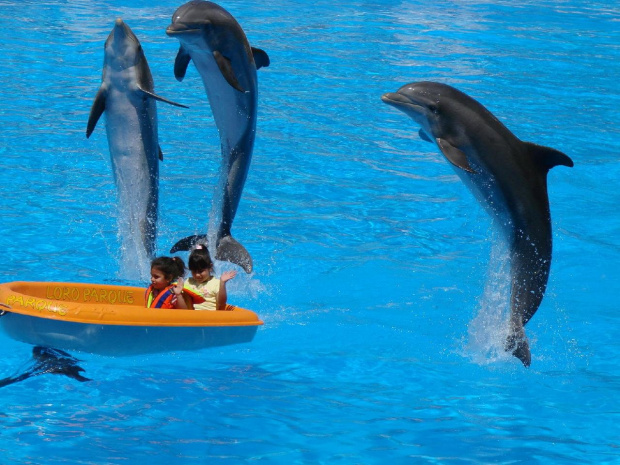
left=382, top=81, right=573, bottom=367
left=166, top=0, right=270, bottom=273
left=87, top=19, right=187, bottom=278
left=0, top=346, right=90, bottom=388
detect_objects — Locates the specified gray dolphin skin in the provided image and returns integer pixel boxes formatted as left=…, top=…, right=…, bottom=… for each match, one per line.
left=86, top=19, right=187, bottom=278
left=382, top=81, right=573, bottom=367
left=166, top=0, right=270, bottom=273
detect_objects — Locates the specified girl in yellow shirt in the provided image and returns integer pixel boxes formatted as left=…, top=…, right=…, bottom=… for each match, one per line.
left=183, top=245, right=237, bottom=310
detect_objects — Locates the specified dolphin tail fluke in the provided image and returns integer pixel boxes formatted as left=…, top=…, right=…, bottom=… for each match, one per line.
left=216, top=235, right=253, bottom=274
left=505, top=325, right=531, bottom=368
left=170, top=234, right=209, bottom=253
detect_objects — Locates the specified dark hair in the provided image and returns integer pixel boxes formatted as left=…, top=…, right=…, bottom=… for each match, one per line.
left=151, top=256, right=186, bottom=281
left=188, top=246, right=214, bottom=272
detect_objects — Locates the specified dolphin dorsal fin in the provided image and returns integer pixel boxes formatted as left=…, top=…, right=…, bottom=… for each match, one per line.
left=436, top=138, right=475, bottom=173
left=525, top=142, right=574, bottom=171
left=251, top=47, right=270, bottom=69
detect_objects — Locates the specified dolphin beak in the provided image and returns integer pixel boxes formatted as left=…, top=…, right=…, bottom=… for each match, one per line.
left=166, top=21, right=208, bottom=36
left=381, top=92, right=413, bottom=108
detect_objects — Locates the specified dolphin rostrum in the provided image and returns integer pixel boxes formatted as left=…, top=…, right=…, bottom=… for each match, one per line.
left=382, top=81, right=573, bottom=367
left=166, top=0, right=270, bottom=273
left=0, top=346, right=90, bottom=388
left=87, top=19, right=187, bottom=279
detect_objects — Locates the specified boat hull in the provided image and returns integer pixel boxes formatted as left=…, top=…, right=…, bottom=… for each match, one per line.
left=0, top=281, right=262, bottom=356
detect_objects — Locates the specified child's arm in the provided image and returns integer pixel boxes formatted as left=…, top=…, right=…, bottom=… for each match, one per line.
left=216, top=271, right=237, bottom=310
left=173, top=278, right=190, bottom=309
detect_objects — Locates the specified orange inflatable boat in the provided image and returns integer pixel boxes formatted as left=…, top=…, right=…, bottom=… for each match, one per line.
left=0, top=281, right=263, bottom=356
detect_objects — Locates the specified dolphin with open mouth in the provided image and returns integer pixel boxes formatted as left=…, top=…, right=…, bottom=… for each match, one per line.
left=166, top=0, right=270, bottom=273
left=382, top=81, right=573, bottom=367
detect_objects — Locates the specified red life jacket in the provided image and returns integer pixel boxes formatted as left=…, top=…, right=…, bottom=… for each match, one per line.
left=145, top=285, right=177, bottom=309
left=182, top=286, right=206, bottom=305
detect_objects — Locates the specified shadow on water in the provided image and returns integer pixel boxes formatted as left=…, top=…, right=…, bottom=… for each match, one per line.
left=0, top=346, right=90, bottom=388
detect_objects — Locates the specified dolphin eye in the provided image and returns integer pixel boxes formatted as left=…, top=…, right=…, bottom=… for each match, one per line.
left=428, top=105, right=439, bottom=115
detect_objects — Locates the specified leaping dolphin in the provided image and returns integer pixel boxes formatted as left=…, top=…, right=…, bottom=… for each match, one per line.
left=166, top=0, right=270, bottom=273
left=0, top=346, right=90, bottom=388
left=87, top=19, right=187, bottom=279
left=382, top=81, right=573, bottom=367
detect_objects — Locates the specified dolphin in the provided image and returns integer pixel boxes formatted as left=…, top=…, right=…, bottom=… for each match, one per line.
left=166, top=0, right=270, bottom=273
left=87, top=19, right=187, bottom=278
left=382, top=81, right=573, bottom=367
left=0, top=346, right=90, bottom=388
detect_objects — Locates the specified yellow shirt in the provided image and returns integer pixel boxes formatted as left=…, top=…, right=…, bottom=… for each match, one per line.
left=184, top=277, right=221, bottom=311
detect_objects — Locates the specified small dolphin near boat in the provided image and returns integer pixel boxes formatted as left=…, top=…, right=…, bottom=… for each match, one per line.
left=166, top=0, right=270, bottom=273
left=382, top=81, right=573, bottom=367
left=0, top=346, right=90, bottom=388
left=87, top=19, right=187, bottom=278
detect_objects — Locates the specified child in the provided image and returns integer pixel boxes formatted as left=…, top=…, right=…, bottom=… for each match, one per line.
left=183, top=245, right=236, bottom=311
left=145, top=256, right=191, bottom=309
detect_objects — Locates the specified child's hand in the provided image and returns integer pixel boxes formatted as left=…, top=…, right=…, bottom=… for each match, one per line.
left=173, top=277, right=185, bottom=295
left=221, top=271, right=237, bottom=283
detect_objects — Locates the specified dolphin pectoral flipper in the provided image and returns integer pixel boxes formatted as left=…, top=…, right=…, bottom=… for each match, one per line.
left=418, top=129, right=432, bottom=143
left=216, top=235, right=253, bottom=273
left=524, top=142, right=574, bottom=170
left=86, top=87, right=106, bottom=138
left=251, top=47, right=270, bottom=69
left=170, top=234, right=209, bottom=253
left=174, top=46, right=192, bottom=82
left=213, top=51, right=246, bottom=92
left=436, top=138, right=475, bottom=173
left=137, top=87, right=189, bottom=109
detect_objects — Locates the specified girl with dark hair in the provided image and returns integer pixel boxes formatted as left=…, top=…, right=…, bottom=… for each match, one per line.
left=183, top=244, right=236, bottom=311
left=145, top=256, right=191, bottom=309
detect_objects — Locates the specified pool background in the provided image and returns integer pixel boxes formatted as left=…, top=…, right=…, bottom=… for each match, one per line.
left=0, top=0, right=618, bottom=463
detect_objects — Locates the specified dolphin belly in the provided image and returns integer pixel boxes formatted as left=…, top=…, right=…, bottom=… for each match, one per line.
left=104, top=91, right=160, bottom=270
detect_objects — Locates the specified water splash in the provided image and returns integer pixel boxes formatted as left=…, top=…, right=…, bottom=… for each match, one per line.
left=463, top=238, right=513, bottom=365
left=116, top=215, right=152, bottom=282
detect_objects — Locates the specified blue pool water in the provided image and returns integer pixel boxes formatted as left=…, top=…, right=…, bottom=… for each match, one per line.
left=0, top=0, right=618, bottom=463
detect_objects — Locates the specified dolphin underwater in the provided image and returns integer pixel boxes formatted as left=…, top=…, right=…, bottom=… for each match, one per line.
left=87, top=19, right=187, bottom=278
left=0, top=346, right=90, bottom=388
left=382, top=81, right=573, bottom=367
left=166, top=0, right=270, bottom=273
